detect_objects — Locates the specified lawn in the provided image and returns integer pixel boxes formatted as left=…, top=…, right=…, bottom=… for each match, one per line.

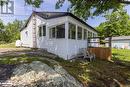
left=0, top=43, right=16, bottom=48
left=0, top=48, right=130, bottom=87
left=112, top=48, right=130, bottom=61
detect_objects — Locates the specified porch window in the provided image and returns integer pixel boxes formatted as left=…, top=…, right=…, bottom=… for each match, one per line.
left=49, top=24, right=65, bottom=38
left=39, top=26, right=42, bottom=37
left=69, top=23, right=76, bottom=39
left=49, top=27, right=56, bottom=38
left=77, top=26, right=82, bottom=40
left=43, top=25, right=46, bottom=36
left=88, top=31, right=92, bottom=38
left=56, top=24, right=65, bottom=38
left=84, top=29, right=87, bottom=40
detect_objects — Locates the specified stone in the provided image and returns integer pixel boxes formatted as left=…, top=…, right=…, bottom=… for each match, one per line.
left=6, top=61, right=83, bottom=87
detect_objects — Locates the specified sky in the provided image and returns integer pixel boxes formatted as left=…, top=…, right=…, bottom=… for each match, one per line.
left=0, top=0, right=130, bottom=27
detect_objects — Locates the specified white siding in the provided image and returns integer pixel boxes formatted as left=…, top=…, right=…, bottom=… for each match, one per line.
left=112, top=40, right=130, bottom=49
left=20, top=17, right=33, bottom=47
left=21, top=15, right=98, bottom=59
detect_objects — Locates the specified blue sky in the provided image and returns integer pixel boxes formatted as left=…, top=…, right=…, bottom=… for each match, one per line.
left=0, top=0, right=130, bottom=27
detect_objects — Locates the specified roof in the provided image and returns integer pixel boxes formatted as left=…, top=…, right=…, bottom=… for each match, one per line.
left=21, top=11, right=97, bottom=32
left=106, top=36, right=130, bottom=41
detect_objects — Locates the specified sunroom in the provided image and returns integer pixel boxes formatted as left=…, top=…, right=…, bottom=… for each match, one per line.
left=38, top=23, right=97, bottom=40
left=37, top=22, right=97, bottom=59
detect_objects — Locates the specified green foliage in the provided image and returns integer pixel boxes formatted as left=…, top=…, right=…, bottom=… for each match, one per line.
left=15, top=0, right=129, bottom=20
left=0, top=20, right=23, bottom=43
left=25, top=0, right=43, bottom=8
left=0, top=19, right=5, bottom=41
left=96, top=6, right=130, bottom=38
left=56, top=0, right=130, bottom=20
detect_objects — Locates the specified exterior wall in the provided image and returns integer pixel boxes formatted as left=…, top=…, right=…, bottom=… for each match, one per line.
left=20, top=17, right=33, bottom=47
left=67, top=40, right=87, bottom=58
left=67, top=16, right=97, bottom=59
left=36, top=16, right=68, bottom=59
left=111, top=40, right=130, bottom=49
left=20, top=15, right=98, bottom=59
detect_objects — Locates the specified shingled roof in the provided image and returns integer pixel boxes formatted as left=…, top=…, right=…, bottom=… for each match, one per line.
left=21, top=11, right=97, bottom=32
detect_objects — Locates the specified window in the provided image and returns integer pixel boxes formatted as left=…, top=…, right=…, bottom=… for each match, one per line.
left=84, top=29, right=87, bottom=40
left=77, top=26, right=82, bottom=40
left=49, top=27, right=56, bottom=38
left=49, top=24, right=65, bottom=39
left=43, top=25, right=46, bottom=36
left=39, top=26, right=42, bottom=37
left=69, top=23, right=76, bottom=39
left=56, top=24, right=65, bottom=38
left=38, top=25, right=46, bottom=37
left=88, top=31, right=92, bottom=38
left=25, top=31, right=28, bottom=37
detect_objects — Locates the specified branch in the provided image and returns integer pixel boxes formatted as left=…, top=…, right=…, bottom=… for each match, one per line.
left=120, top=0, right=130, bottom=4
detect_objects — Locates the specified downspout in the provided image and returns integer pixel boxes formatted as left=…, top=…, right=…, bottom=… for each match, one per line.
left=32, top=12, right=37, bottom=48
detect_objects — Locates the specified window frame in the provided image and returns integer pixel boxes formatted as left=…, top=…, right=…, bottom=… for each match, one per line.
left=77, top=26, right=83, bottom=40
left=25, top=31, right=28, bottom=37
left=38, top=26, right=42, bottom=37
left=49, top=23, right=65, bottom=39
left=68, top=22, right=76, bottom=39
left=84, top=29, right=87, bottom=40
left=42, top=25, right=46, bottom=36
left=38, top=24, right=46, bottom=37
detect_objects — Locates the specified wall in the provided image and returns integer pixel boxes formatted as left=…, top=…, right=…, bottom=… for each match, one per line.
left=36, top=16, right=68, bottom=59
left=112, top=40, right=130, bottom=49
left=67, top=16, right=97, bottom=59
left=20, top=16, right=33, bottom=47
left=21, top=15, right=98, bottom=59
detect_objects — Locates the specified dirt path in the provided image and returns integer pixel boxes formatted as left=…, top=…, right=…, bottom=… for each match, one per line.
left=0, top=48, right=29, bottom=82
left=0, top=48, right=31, bottom=57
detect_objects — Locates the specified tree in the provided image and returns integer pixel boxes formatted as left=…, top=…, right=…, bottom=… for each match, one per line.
left=0, top=19, right=5, bottom=42
left=96, top=6, right=130, bottom=38
left=23, top=0, right=130, bottom=20
left=0, top=20, right=23, bottom=43
left=5, top=20, right=23, bottom=42
left=1, top=0, right=130, bottom=19
left=56, top=0, right=130, bottom=20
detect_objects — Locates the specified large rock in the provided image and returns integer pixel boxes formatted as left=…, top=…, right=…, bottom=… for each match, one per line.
left=7, top=61, right=83, bottom=87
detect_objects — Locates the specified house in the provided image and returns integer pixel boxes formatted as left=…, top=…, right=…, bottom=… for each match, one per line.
left=20, top=11, right=98, bottom=59
left=106, top=36, right=130, bottom=49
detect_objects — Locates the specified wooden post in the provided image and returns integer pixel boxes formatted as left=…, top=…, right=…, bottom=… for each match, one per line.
left=108, top=37, right=112, bottom=60
left=109, top=37, right=112, bottom=48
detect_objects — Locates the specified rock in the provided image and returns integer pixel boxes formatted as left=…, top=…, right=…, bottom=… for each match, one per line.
left=6, top=61, right=83, bottom=87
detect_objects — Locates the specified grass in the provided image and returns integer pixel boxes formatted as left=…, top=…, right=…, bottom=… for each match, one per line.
left=54, top=49, right=130, bottom=86
left=112, top=48, right=130, bottom=61
left=0, top=48, right=130, bottom=87
left=57, top=59, right=130, bottom=87
left=0, top=42, right=16, bottom=48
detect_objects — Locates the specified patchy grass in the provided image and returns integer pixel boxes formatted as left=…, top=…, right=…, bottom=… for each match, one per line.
left=0, top=49, right=130, bottom=87
left=112, top=49, right=130, bottom=61
left=0, top=43, right=16, bottom=48
left=56, top=58, right=130, bottom=87
left=0, top=55, right=56, bottom=68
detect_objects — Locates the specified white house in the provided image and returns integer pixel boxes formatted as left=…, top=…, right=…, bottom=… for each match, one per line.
left=20, top=11, right=98, bottom=59
left=106, top=36, right=130, bottom=49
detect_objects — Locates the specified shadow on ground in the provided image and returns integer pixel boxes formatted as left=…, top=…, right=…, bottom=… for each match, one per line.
left=0, top=48, right=130, bottom=87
